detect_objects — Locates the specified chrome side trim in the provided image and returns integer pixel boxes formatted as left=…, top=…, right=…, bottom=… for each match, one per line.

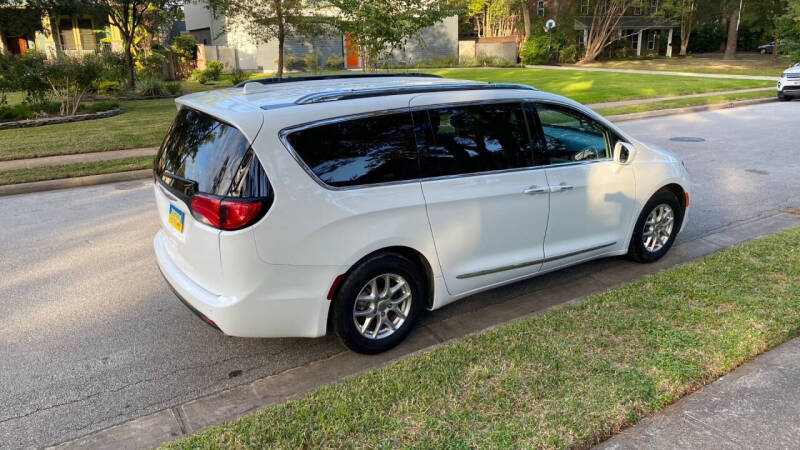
left=294, top=83, right=535, bottom=105
left=456, top=242, right=617, bottom=279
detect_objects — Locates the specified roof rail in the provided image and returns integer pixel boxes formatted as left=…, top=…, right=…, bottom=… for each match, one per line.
left=236, top=72, right=442, bottom=88
left=291, top=83, right=536, bottom=106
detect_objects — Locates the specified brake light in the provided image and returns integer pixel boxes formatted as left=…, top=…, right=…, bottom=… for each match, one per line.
left=190, top=194, right=264, bottom=230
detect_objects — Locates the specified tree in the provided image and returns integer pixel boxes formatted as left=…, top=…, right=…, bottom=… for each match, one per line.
left=582, top=0, right=641, bottom=63
left=76, top=0, right=181, bottom=87
left=661, top=0, right=697, bottom=55
left=324, top=0, right=459, bottom=70
left=466, top=0, right=519, bottom=38
left=207, top=0, right=317, bottom=78
left=723, top=0, right=741, bottom=59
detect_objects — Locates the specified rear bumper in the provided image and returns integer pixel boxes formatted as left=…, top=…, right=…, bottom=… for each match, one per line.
left=154, top=231, right=337, bottom=338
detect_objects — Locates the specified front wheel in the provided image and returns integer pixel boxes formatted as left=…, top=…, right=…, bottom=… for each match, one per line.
left=778, top=91, right=791, bottom=102
left=331, top=253, right=424, bottom=354
left=628, top=191, right=682, bottom=263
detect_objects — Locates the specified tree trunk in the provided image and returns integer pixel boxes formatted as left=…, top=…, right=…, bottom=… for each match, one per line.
left=773, top=31, right=781, bottom=61
left=124, top=40, right=135, bottom=88
left=719, top=15, right=728, bottom=52
left=723, top=6, right=739, bottom=60
left=275, top=0, right=284, bottom=78
left=522, top=2, right=531, bottom=41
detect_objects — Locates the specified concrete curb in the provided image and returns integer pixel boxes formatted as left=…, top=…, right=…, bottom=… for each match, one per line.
left=606, top=97, right=777, bottom=122
left=0, top=169, right=152, bottom=197
left=0, top=108, right=123, bottom=131
left=51, top=211, right=800, bottom=450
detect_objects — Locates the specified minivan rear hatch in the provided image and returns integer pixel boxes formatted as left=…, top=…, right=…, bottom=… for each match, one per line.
left=153, top=107, right=269, bottom=294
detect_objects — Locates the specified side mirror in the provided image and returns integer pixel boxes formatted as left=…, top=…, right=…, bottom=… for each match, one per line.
left=613, top=141, right=636, bottom=165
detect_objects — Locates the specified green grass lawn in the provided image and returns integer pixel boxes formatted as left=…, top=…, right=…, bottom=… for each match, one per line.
left=0, top=156, right=153, bottom=185
left=165, top=226, right=800, bottom=449
left=594, top=89, right=776, bottom=117
left=429, top=68, right=774, bottom=104
left=568, top=53, right=794, bottom=77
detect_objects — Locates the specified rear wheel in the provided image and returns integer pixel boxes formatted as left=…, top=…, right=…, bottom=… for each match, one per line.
left=779, top=91, right=790, bottom=101
left=628, top=191, right=682, bottom=263
left=331, top=253, right=424, bottom=354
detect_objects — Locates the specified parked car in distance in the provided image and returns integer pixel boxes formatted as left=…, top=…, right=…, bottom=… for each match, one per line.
left=759, top=39, right=787, bottom=54
left=152, top=74, right=691, bottom=354
left=778, top=64, right=800, bottom=101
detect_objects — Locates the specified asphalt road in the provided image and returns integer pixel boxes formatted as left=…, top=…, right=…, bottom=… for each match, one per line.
left=2, top=101, right=799, bottom=448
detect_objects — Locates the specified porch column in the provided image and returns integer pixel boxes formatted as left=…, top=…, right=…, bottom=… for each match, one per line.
left=636, top=30, right=643, bottom=57
left=0, top=32, right=6, bottom=55
left=666, top=28, right=674, bottom=58
left=583, top=29, right=588, bottom=48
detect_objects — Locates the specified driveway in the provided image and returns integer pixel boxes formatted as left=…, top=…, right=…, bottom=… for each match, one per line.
left=2, top=101, right=799, bottom=448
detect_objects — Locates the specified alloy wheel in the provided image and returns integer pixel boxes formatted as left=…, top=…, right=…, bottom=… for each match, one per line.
left=352, top=273, right=413, bottom=340
left=643, top=203, right=675, bottom=253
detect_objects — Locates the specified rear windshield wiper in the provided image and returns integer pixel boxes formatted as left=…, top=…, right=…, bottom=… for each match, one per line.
left=160, top=171, right=199, bottom=197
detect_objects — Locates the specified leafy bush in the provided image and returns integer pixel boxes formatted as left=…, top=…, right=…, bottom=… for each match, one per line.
left=79, top=101, right=119, bottom=114
left=282, top=54, right=307, bottom=71
left=166, top=82, right=183, bottom=95
left=97, top=80, right=122, bottom=96
left=205, top=60, right=224, bottom=80
left=304, top=53, right=320, bottom=73
left=230, top=68, right=249, bottom=85
left=560, top=44, right=579, bottom=64
left=2, top=52, right=50, bottom=106
left=136, top=76, right=169, bottom=97
left=325, top=54, right=344, bottom=70
left=520, top=35, right=551, bottom=65
left=100, top=52, right=128, bottom=85
left=0, top=103, right=35, bottom=121
left=191, top=68, right=208, bottom=84
left=43, top=55, right=104, bottom=116
left=172, top=35, right=197, bottom=59
left=137, top=51, right=167, bottom=78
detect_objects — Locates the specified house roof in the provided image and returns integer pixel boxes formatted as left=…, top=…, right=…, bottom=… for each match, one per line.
left=574, top=16, right=675, bottom=30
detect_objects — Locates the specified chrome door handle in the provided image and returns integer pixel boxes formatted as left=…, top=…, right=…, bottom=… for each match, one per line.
left=523, top=185, right=549, bottom=195
left=550, top=183, right=574, bottom=193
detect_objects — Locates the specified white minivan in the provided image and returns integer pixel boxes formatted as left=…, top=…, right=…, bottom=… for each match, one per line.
left=153, top=74, right=690, bottom=353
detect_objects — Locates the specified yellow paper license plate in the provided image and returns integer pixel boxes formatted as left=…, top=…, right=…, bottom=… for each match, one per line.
left=169, top=205, right=185, bottom=233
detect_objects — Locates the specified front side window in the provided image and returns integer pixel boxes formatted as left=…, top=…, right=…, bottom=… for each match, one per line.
left=285, top=112, right=417, bottom=188
left=534, top=103, right=612, bottom=165
left=414, top=102, right=534, bottom=178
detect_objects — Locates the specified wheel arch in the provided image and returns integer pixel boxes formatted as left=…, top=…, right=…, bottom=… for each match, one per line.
left=328, top=246, right=436, bottom=320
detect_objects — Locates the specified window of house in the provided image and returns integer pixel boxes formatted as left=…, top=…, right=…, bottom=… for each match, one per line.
left=630, top=30, right=638, bottom=48
left=650, top=0, right=659, bottom=14
left=537, top=0, right=545, bottom=17
left=59, top=18, right=76, bottom=51
left=78, top=18, right=96, bottom=52
left=647, top=32, right=656, bottom=51
left=414, top=103, right=535, bottom=178
left=581, top=0, right=590, bottom=14
left=286, top=112, right=418, bottom=188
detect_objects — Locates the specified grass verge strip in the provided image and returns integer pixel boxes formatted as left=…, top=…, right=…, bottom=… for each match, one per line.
left=595, top=90, right=776, bottom=117
left=165, top=227, right=800, bottom=449
left=0, top=156, right=154, bottom=185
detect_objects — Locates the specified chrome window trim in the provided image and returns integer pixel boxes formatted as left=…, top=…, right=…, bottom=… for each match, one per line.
left=456, top=242, right=617, bottom=279
left=277, top=97, right=620, bottom=192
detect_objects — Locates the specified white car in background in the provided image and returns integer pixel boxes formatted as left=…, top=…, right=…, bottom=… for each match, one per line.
left=778, top=64, right=800, bottom=101
left=153, top=74, right=691, bottom=353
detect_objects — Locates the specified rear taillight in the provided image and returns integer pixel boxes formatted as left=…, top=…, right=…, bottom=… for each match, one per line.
left=190, top=194, right=265, bottom=231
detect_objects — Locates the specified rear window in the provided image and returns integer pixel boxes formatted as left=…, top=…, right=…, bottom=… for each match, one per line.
left=284, top=112, right=418, bottom=188
left=155, top=108, right=263, bottom=197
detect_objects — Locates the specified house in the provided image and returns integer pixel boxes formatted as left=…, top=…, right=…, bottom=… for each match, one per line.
left=574, top=0, right=677, bottom=57
left=182, top=0, right=459, bottom=71
left=0, top=4, right=123, bottom=58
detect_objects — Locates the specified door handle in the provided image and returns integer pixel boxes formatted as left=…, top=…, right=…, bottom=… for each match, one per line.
left=523, top=185, right=549, bottom=195
left=550, top=183, right=574, bottom=193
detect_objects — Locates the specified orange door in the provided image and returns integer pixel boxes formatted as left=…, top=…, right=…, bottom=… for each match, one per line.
left=345, top=33, right=359, bottom=68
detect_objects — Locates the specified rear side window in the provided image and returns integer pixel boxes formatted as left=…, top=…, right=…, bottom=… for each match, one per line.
left=156, top=108, right=267, bottom=197
left=285, top=112, right=418, bottom=188
left=413, top=102, right=534, bottom=178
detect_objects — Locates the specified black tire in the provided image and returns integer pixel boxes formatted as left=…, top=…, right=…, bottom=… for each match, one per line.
left=628, top=191, right=683, bottom=263
left=778, top=91, right=790, bottom=101
left=331, top=252, right=425, bottom=354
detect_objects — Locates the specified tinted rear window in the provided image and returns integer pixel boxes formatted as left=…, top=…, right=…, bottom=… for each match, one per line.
left=413, top=103, right=534, bottom=178
left=155, top=108, right=251, bottom=196
left=285, top=112, right=418, bottom=188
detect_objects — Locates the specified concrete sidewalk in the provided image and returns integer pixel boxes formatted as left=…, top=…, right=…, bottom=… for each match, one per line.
left=524, top=64, right=781, bottom=81
left=586, top=87, right=774, bottom=109
left=599, top=337, right=800, bottom=449
left=0, top=147, right=156, bottom=171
